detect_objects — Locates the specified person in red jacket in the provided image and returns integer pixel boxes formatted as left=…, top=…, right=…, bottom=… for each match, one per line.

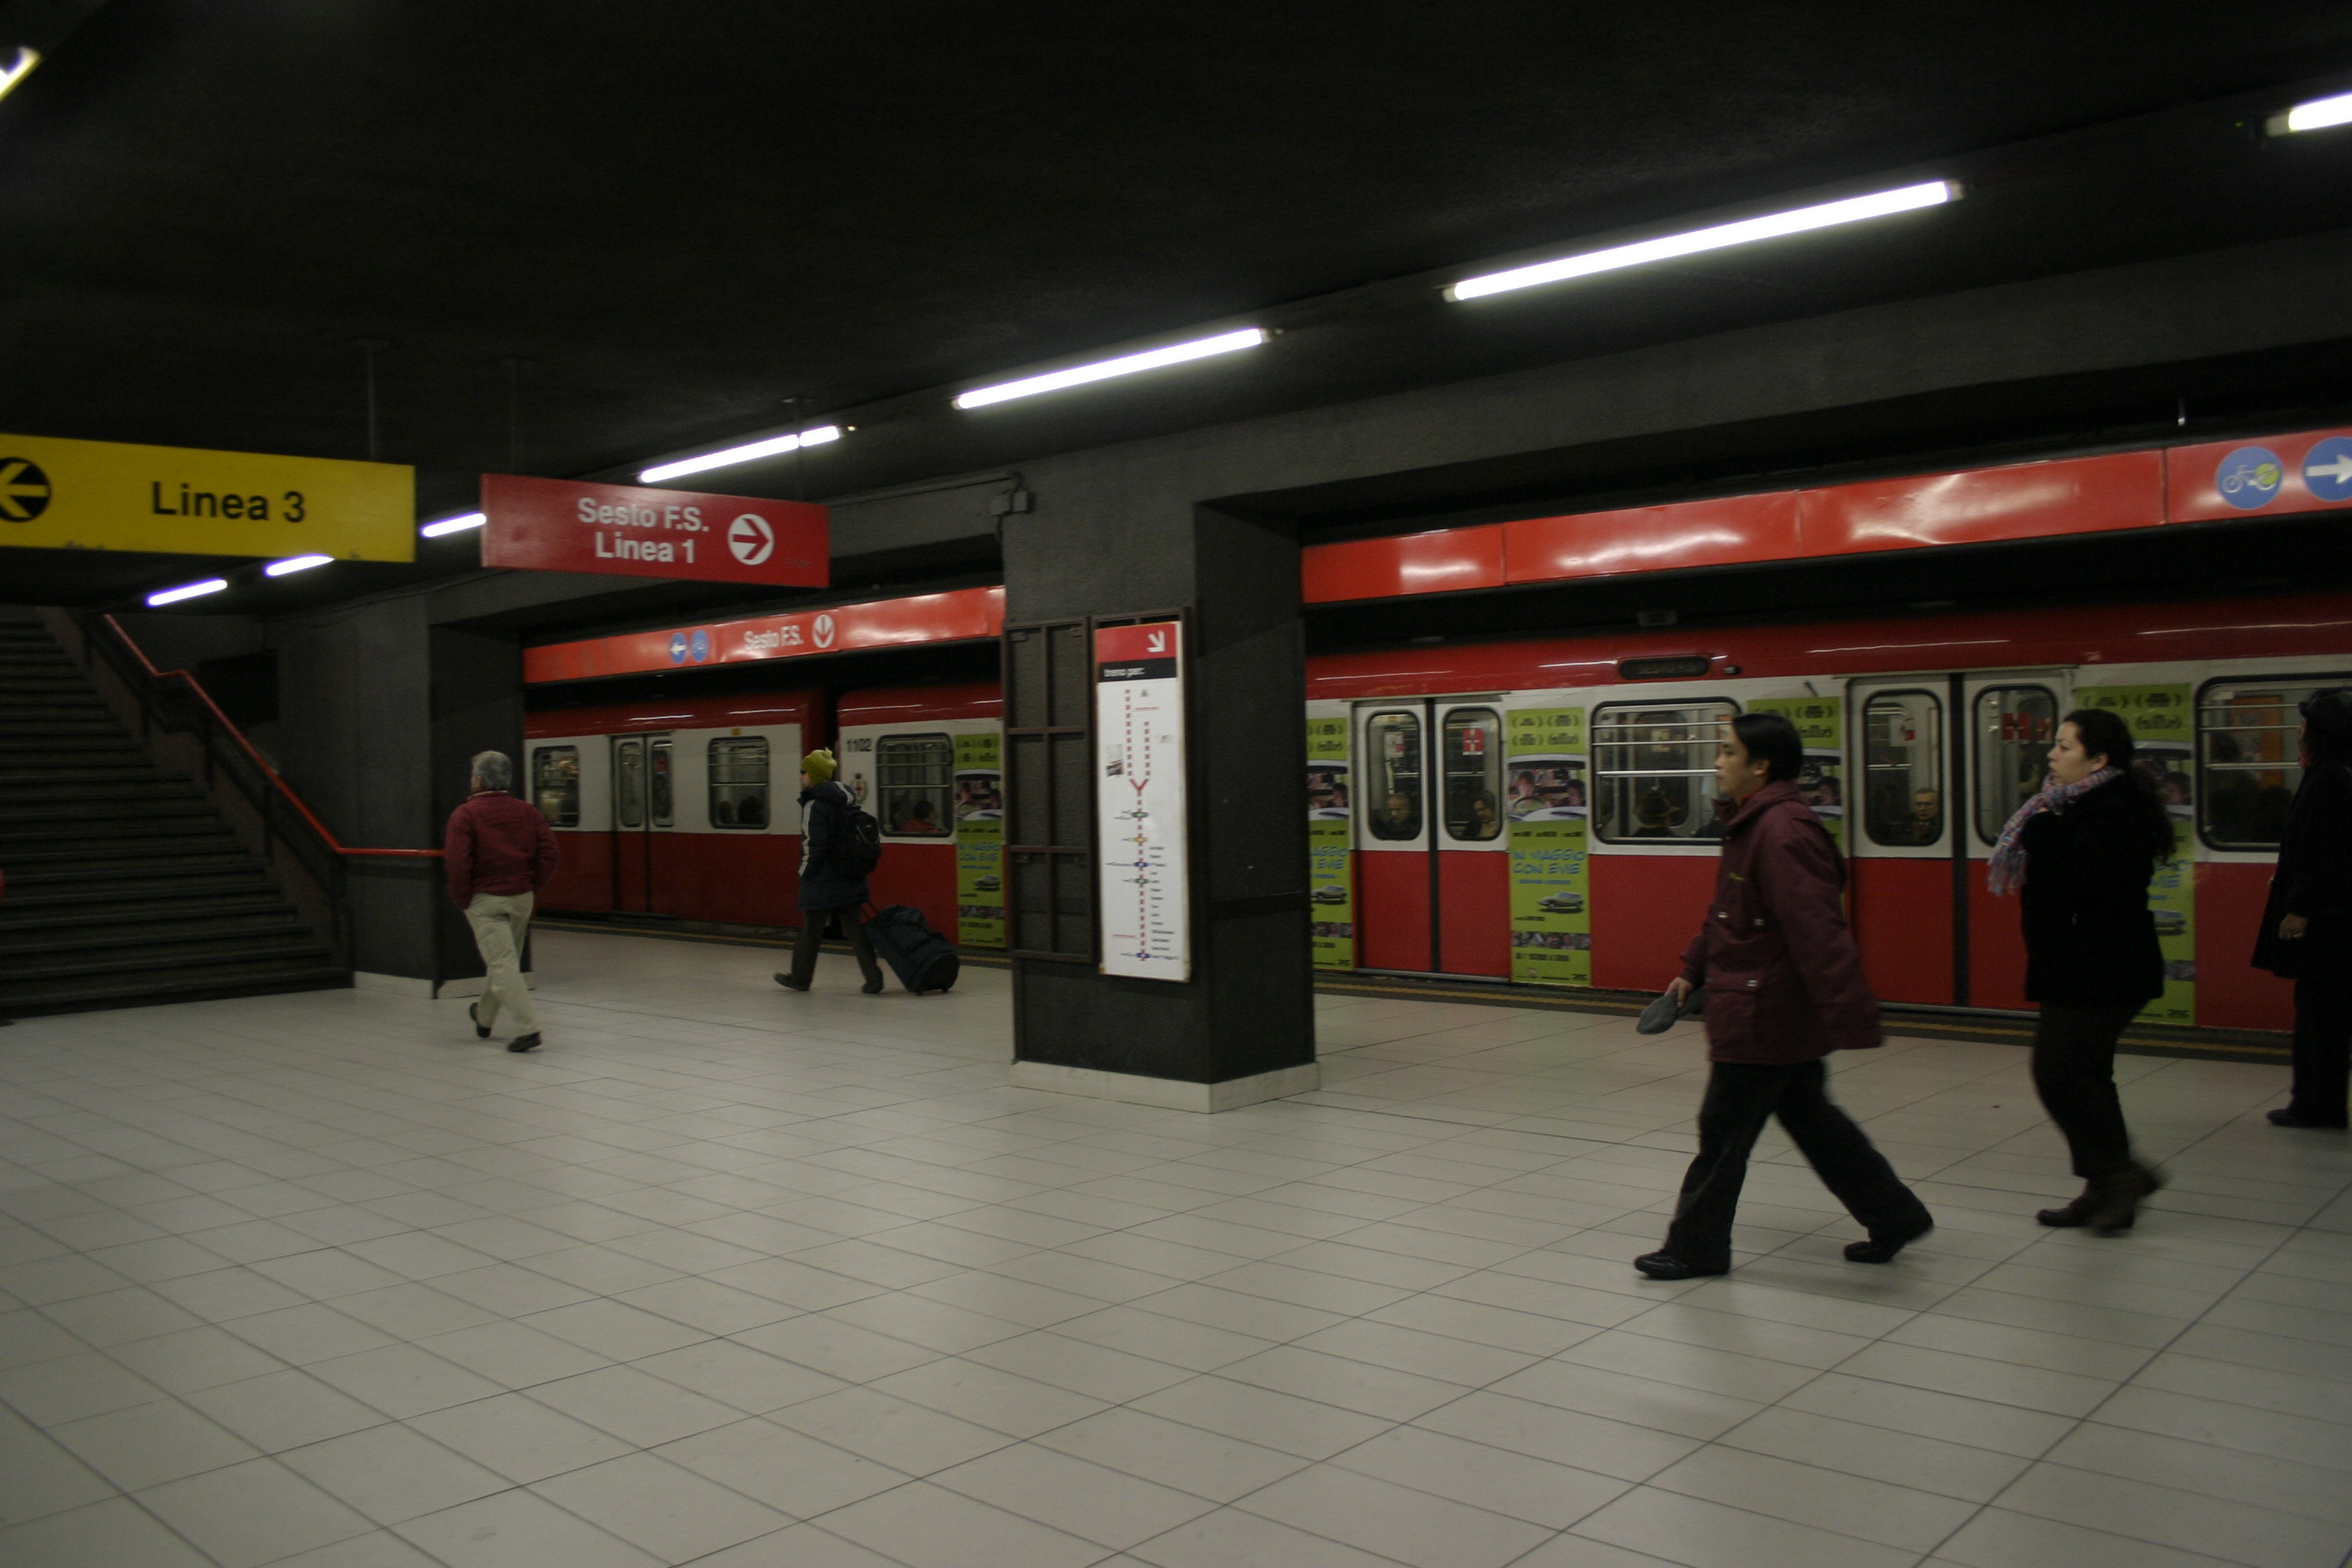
left=445, top=750, right=560, bottom=1053
left=1635, top=712, right=1932, bottom=1281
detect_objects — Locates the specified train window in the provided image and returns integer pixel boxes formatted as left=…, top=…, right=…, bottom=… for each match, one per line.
left=530, top=746, right=580, bottom=827
left=649, top=740, right=674, bottom=828
left=1364, top=710, right=1423, bottom=841
left=1592, top=700, right=1736, bottom=844
left=2200, top=677, right=2350, bottom=849
left=615, top=738, right=646, bottom=828
left=1862, top=692, right=1944, bottom=847
left=1973, top=686, right=2059, bottom=844
left=708, top=737, right=769, bottom=829
left=878, top=733, right=953, bottom=837
left=1442, top=708, right=1504, bottom=842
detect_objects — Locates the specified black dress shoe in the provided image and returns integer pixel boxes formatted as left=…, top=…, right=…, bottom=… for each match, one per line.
left=862, top=978, right=884, bottom=995
left=774, top=973, right=811, bottom=991
left=507, top=1033, right=541, bottom=1053
left=2036, top=1184, right=2097, bottom=1227
left=2088, top=1163, right=2163, bottom=1236
left=2269, top=1108, right=2350, bottom=1129
left=1845, top=1214, right=1934, bottom=1264
left=1633, top=1250, right=1726, bottom=1281
left=469, top=1003, right=492, bottom=1040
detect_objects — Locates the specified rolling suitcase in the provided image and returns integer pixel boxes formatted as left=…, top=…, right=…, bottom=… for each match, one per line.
left=864, top=904, right=960, bottom=994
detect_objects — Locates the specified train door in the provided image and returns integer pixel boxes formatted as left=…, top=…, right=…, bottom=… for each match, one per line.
left=609, top=733, right=675, bottom=912
left=1354, top=697, right=1509, bottom=976
left=1849, top=671, right=2066, bottom=1009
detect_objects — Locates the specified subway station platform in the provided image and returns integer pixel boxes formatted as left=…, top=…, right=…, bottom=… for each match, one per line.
left=0, top=928, right=2346, bottom=1567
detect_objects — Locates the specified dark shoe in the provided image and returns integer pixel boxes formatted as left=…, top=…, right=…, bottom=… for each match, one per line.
left=2035, top=1184, right=2098, bottom=1227
left=1633, top=1250, right=1726, bottom=1281
left=507, top=1033, right=541, bottom=1053
left=1845, top=1213, right=1934, bottom=1264
left=469, top=1003, right=491, bottom=1040
left=2269, top=1107, right=2350, bottom=1129
left=861, top=978, right=884, bottom=995
left=774, top=973, right=811, bottom=992
left=2089, top=1163, right=2163, bottom=1236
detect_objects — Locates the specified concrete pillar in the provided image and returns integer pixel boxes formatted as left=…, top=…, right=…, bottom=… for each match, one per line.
left=1001, top=501, right=1317, bottom=1112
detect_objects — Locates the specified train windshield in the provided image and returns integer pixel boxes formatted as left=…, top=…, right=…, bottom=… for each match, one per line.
left=1592, top=701, right=1735, bottom=842
left=531, top=746, right=580, bottom=827
left=1973, top=686, right=2058, bottom=844
left=708, top=737, right=769, bottom=829
left=1364, top=710, right=1423, bottom=841
left=879, top=733, right=952, bottom=835
left=1863, top=692, right=1943, bottom=847
left=1442, top=708, right=1504, bottom=841
left=2200, top=678, right=2349, bottom=848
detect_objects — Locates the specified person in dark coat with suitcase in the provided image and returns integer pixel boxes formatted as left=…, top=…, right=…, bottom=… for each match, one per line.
left=776, top=748, right=885, bottom=994
left=1635, top=712, right=1933, bottom=1281
left=1989, top=706, right=2174, bottom=1233
left=2255, top=688, right=2352, bottom=1130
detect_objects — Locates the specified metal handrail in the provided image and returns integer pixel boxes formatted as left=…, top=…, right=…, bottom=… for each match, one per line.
left=95, top=615, right=442, bottom=861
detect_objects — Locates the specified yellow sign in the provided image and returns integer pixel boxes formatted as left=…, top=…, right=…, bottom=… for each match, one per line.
left=0, top=432, right=414, bottom=560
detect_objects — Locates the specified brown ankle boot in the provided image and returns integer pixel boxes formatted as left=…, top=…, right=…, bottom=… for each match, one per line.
left=2035, top=1184, right=2098, bottom=1227
left=2087, top=1162, right=2163, bottom=1236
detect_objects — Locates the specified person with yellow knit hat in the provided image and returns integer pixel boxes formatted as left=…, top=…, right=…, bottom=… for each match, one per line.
left=776, top=747, right=884, bottom=993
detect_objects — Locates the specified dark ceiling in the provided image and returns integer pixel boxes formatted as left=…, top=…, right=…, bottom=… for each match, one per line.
left=5, top=0, right=2352, bottom=614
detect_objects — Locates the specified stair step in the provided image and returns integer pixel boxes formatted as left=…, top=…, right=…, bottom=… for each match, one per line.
left=0, top=876, right=280, bottom=910
left=0, top=831, right=242, bottom=861
left=2, top=861, right=269, bottom=893
left=0, top=934, right=333, bottom=983
left=0, top=961, right=351, bottom=1019
left=0, top=892, right=292, bottom=929
left=0, top=913, right=316, bottom=962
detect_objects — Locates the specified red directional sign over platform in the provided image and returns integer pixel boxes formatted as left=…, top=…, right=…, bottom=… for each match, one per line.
left=479, top=473, right=828, bottom=586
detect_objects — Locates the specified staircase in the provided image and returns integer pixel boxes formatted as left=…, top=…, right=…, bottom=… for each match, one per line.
left=0, top=612, right=347, bottom=1017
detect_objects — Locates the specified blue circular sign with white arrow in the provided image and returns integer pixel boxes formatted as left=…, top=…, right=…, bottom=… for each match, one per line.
left=689, top=629, right=711, bottom=663
left=667, top=632, right=688, bottom=665
left=2303, top=437, right=2352, bottom=504
left=2214, top=446, right=2284, bottom=510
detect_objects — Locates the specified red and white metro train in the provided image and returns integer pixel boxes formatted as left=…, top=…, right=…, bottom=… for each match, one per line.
left=524, top=588, right=2343, bottom=1037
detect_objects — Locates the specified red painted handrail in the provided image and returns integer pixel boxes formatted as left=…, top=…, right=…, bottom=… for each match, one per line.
left=99, top=615, right=444, bottom=860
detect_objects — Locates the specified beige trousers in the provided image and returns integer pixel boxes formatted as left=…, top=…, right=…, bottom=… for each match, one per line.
left=464, top=892, right=539, bottom=1035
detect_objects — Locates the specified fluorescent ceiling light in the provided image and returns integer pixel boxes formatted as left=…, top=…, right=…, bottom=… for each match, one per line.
left=955, top=328, right=1267, bottom=410
left=146, top=578, right=227, bottom=607
left=2282, top=90, right=2352, bottom=132
left=265, top=554, right=333, bottom=577
left=1447, top=180, right=1957, bottom=302
left=639, top=425, right=841, bottom=484
left=0, top=47, right=39, bottom=106
left=420, top=511, right=485, bottom=537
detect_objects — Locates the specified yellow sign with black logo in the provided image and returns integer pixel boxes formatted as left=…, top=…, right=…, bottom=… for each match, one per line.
left=0, top=432, right=413, bottom=560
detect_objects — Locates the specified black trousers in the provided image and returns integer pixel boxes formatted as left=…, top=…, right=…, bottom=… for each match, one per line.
left=1662, top=1059, right=1929, bottom=1270
left=2289, top=974, right=2352, bottom=1127
left=787, top=905, right=884, bottom=989
left=2030, top=1001, right=2141, bottom=1178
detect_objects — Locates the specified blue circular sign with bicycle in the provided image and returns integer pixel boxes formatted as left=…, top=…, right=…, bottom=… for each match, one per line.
left=667, top=632, right=689, bottom=665
left=689, top=628, right=711, bottom=663
left=2302, top=437, right=2352, bottom=504
left=2214, top=446, right=2284, bottom=510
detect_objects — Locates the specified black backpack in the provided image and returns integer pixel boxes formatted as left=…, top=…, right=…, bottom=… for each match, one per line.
left=827, top=798, right=884, bottom=877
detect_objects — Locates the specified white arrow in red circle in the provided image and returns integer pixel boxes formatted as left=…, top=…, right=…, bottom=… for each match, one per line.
left=728, top=514, right=775, bottom=565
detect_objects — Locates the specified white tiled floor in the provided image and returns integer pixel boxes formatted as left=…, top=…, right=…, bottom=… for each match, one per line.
left=1, top=928, right=2347, bottom=1568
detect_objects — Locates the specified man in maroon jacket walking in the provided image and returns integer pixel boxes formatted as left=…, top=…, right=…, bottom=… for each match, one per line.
left=445, top=750, right=560, bottom=1053
left=1636, top=712, right=1932, bottom=1280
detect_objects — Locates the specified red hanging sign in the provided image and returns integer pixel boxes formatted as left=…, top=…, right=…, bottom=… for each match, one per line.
left=479, top=474, right=828, bottom=587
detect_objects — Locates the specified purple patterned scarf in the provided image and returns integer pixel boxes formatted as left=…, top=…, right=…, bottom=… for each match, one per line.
left=1987, top=766, right=2120, bottom=897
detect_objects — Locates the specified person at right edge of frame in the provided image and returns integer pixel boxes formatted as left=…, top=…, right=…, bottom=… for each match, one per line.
left=446, top=750, right=559, bottom=1054
left=2255, top=688, right=2352, bottom=1131
left=776, top=747, right=885, bottom=995
left=1988, top=706, right=2172, bottom=1234
left=1635, top=712, right=1934, bottom=1282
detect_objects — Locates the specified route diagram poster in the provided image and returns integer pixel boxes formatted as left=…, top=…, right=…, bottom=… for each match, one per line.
left=1096, top=621, right=1191, bottom=981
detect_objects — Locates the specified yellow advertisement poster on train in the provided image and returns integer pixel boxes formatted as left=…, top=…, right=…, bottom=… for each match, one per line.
left=0, top=430, right=413, bottom=560
left=1749, top=695, right=1845, bottom=846
left=953, top=732, right=1005, bottom=947
left=1507, top=707, right=1589, bottom=986
left=1307, top=714, right=1354, bottom=969
left=2074, top=683, right=2195, bottom=1024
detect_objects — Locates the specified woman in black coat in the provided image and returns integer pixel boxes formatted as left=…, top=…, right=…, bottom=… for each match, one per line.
left=774, top=748, right=884, bottom=994
left=1988, top=707, right=2174, bottom=1234
left=2254, top=688, right=2352, bottom=1130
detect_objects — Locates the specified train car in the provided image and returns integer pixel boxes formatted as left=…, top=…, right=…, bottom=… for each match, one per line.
left=835, top=683, right=1006, bottom=948
left=1309, top=592, right=2347, bottom=1032
left=524, top=691, right=821, bottom=925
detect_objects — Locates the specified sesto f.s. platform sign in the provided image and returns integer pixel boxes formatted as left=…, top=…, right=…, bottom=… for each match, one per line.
left=479, top=474, right=828, bottom=587
left=0, top=431, right=414, bottom=560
